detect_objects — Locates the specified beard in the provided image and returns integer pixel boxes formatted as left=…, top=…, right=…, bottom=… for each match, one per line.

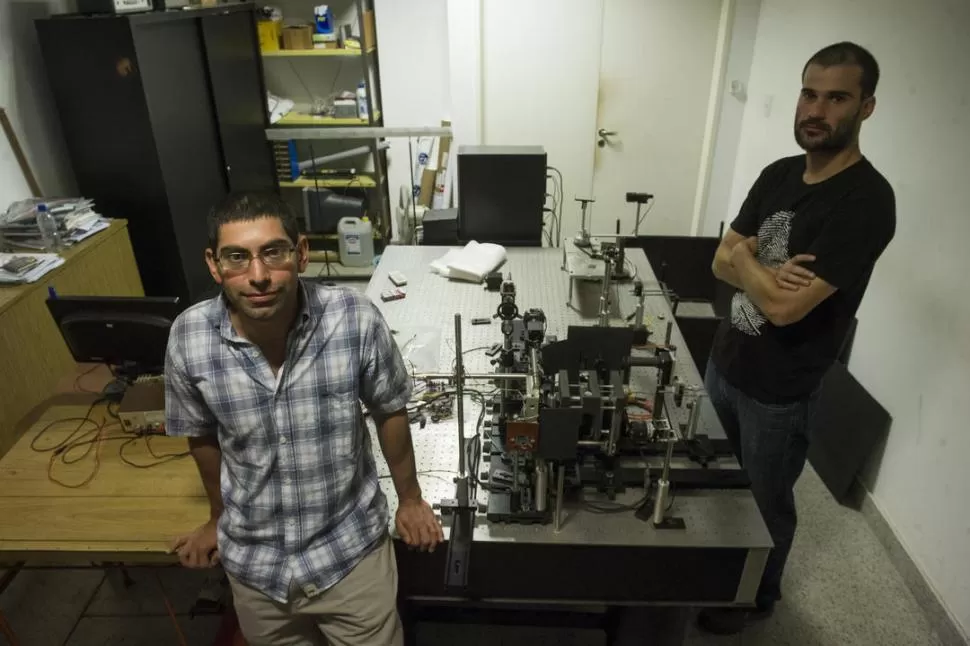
left=794, top=109, right=860, bottom=152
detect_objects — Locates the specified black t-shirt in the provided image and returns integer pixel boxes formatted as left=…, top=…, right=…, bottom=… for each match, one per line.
left=710, top=155, right=896, bottom=404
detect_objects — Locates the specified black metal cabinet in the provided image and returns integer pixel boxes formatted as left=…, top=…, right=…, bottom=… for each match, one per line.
left=36, top=4, right=274, bottom=302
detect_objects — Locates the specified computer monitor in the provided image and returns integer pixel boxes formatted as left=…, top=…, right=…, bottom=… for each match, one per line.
left=457, top=145, right=546, bottom=246
left=46, top=295, right=183, bottom=394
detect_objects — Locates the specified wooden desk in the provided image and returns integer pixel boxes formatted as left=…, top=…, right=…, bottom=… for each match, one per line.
left=0, top=221, right=143, bottom=458
left=0, top=396, right=206, bottom=563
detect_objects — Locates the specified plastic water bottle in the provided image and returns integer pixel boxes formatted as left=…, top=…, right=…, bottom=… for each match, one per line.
left=36, top=203, right=64, bottom=253
left=356, top=81, right=369, bottom=120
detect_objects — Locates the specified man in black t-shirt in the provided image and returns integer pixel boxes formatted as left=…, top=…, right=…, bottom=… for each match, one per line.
left=698, top=42, right=895, bottom=635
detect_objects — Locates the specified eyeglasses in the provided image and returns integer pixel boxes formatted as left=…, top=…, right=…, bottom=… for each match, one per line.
left=217, top=245, right=295, bottom=272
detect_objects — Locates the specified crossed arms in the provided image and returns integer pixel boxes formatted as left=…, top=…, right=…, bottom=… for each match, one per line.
left=712, top=227, right=836, bottom=327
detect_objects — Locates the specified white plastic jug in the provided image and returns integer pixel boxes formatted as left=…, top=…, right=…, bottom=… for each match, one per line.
left=337, top=216, right=374, bottom=267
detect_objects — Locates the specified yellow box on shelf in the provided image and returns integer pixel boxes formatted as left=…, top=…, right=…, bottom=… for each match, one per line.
left=278, top=176, right=377, bottom=189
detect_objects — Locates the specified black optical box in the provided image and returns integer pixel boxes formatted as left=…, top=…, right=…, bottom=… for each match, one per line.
left=457, top=145, right=546, bottom=246
left=422, top=208, right=459, bottom=245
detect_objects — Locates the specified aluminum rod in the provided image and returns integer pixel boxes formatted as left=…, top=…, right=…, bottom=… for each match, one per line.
left=554, top=464, right=566, bottom=532
left=415, top=372, right=523, bottom=381
left=297, top=142, right=389, bottom=172
left=266, top=125, right=454, bottom=141
left=454, top=314, right=466, bottom=478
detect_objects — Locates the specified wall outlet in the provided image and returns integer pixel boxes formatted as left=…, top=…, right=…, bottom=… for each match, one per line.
left=730, top=80, right=747, bottom=101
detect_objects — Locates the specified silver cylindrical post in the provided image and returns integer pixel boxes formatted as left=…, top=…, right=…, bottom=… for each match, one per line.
left=635, top=291, right=646, bottom=326
left=598, top=253, right=614, bottom=326
left=652, top=479, right=669, bottom=525
left=554, top=463, right=566, bottom=532
left=535, top=459, right=548, bottom=512
left=454, top=314, right=466, bottom=478
left=661, top=427, right=675, bottom=483
left=686, top=393, right=705, bottom=441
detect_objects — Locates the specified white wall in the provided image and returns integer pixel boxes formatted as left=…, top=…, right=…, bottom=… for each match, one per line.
left=700, top=0, right=761, bottom=237
left=0, top=0, right=76, bottom=202
left=445, top=0, right=482, bottom=154
left=728, top=0, right=970, bottom=636
left=479, top=0, right=605, bottom=244
left=373, top=0, right=451, bottom=234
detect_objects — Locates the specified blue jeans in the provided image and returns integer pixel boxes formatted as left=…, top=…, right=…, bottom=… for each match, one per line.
left=704, top=360, right=817, bottom=609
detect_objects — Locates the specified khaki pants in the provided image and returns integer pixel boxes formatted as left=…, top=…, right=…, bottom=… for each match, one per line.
left=227, top=535, right=404, bottom=646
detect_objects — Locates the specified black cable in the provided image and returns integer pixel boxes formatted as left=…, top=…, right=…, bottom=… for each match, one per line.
left=408, top=136, right=418, bottom=242
left=574, top=243, right=596, bottom=259
left=450, top=345, right=491, bottom=372
left=582, top=493, right=649, bottom=514
left=635, top=198, right=655, bottom=231
left=287, top=59, right=316, bottom=107
left=547, top=165, right=564, bottom=246
left=542, top=207, right=558, bottom=247
left=464, top=390, right=511, bottom=496
left=582, top=493, right=649, bottom=513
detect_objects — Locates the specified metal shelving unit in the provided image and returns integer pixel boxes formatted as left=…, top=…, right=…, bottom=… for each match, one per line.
left=260, top=0, right=390, bottom=242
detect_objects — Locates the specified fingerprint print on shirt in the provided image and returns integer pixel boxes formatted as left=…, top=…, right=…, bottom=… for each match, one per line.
left=731, top=210, right=795, bottom=336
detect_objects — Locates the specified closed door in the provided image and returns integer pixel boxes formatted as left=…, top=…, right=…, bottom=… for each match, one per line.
left=479, top=0, right=725, bottom=242
left=481, top=0, right=605, bottom=244
left=591, top=0, right=723, bottom=237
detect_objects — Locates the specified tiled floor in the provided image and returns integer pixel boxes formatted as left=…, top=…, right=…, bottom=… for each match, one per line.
left=0, top=464, right=950, bottom=645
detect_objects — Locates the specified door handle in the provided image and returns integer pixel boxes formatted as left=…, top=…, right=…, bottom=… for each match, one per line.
left=598, top=128, right=617, bottom=147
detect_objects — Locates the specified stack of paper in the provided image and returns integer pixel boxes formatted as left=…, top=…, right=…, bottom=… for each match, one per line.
left=0, top=197, right=110, bottom=250
left=430, top=241, right=507, bottom=283
left=0, top=252, right=65, bottom=284
left=267, top=92, right=294, bottom=124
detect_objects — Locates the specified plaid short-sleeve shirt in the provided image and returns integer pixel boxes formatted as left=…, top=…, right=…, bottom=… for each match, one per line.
left=164, top=281, right=411, bottom=603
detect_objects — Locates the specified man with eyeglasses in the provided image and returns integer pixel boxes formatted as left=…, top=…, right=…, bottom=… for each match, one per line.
left=164, top=192, right=441, bottom=645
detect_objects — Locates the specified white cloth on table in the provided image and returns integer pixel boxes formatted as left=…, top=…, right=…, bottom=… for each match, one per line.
left=430, top=241, right=506, bottom=283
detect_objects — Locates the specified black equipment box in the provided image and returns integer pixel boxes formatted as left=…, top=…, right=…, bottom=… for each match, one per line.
left=457, top=145, right=546, bottom=246
left=423, top=208, right=459, bottom=245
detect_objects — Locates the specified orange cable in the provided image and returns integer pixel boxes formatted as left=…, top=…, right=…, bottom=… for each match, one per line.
left=154, top=572, right=188, bottom=646
left=0, top=610, right=21, bottom=646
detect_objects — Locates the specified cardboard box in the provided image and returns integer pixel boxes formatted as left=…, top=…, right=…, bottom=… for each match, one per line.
left=432, top=120, right=453, bottom=209
left=418, top=168, right=436, bottom=207
left=363, top=10, right=376, bottom=50
left=282, top=25, right=313, bottom=50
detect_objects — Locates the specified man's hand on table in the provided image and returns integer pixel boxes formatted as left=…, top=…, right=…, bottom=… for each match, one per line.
left=396, top=497, right=444, bottom=553
left=171, top=518, right=220, bottom=568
